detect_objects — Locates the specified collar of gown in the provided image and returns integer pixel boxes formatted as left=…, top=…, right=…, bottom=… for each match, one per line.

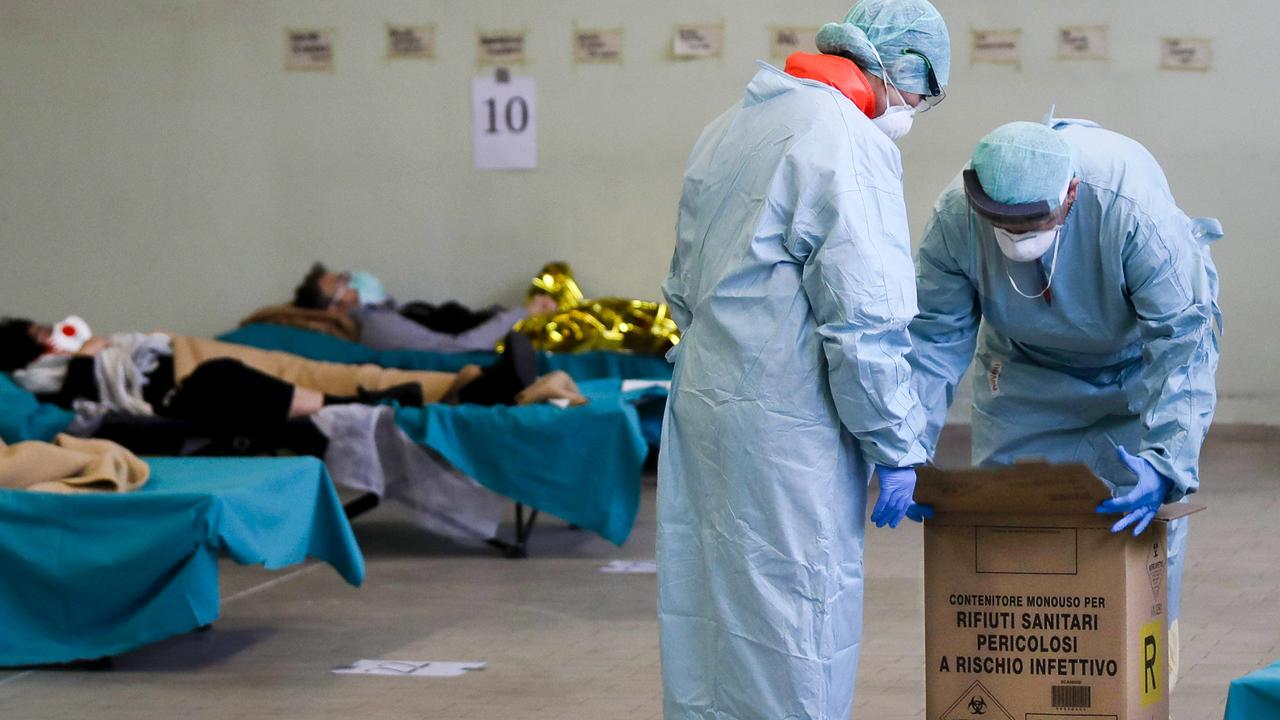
left=782, top=52, right=877, bottom=118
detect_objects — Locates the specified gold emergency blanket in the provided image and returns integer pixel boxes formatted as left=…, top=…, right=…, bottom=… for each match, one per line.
left=512, top=262, right=680, bottom=354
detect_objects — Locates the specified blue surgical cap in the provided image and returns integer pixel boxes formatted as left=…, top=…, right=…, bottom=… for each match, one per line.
left=815, top=0, right=951, bottom=97
left=972, top=121, right=1075, bottom=207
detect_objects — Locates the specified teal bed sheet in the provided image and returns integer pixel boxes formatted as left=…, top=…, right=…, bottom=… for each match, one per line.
left=0, top=456, right=364, bottom=666
left=395, top=379, right=653, bottom=545
left=218, top=323, right=674, bottom=380
left=0, top=371, right=74, bottom=442
left=1225, top=658, right=1280, bottom=719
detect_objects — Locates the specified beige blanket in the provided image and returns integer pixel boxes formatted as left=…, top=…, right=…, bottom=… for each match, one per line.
left=240, top=304, right=360, bottom=342
left=170, top=336, right=458, bottom=402
left=0, top=435, right=150, bottom=494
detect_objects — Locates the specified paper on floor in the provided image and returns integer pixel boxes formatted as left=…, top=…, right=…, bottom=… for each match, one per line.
left=621, top=379, right=671, bottom=393
left=600, top=560, right=657, bottom=574
left=332, top=660, right=486, bottom=677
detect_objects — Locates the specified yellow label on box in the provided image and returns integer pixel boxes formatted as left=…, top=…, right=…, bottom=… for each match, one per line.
left=1139, top=619, right=1164, bottom=707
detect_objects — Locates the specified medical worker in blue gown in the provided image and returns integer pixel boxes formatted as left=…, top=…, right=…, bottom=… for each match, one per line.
left=657, top=1, right=950, bottom=717
left=908, top=118, right=1221, bottom=689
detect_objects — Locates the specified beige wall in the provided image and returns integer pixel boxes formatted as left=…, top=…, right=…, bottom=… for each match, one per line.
left=1, top=0, right=1275, bottom=422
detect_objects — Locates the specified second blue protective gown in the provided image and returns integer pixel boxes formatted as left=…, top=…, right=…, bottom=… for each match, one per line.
left=907, top=118, right=1221, bottom=636
left=658, top=62, right=927, bottom=720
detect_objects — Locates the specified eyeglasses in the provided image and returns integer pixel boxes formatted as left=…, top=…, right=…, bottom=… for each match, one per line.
left=902, top=49, right=945, bottom=113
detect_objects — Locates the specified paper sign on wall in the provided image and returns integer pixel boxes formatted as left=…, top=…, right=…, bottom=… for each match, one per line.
left=473, top=76, right=537, bottom=170
left=286, top=29, right=334, bottom=72
left=770, top=27, right=819, bottom=59
left=672, top=25, right=723, bottom=60
left=1058, top=25, right=1108, bottom=61
left=387, top=24, right=435, bottom=60
left=971, top=29, right=1021, bottom=66
left=574, top=28, right=624, bottom=64
left=1161, top=37, right=1212, bottom=71
left=478, top=30, right=528, bottom=66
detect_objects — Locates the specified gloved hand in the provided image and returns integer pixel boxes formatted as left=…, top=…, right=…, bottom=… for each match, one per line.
left=872, top=465, right=934, bottom=529
left=1096, top=447, right=1175, bottom=536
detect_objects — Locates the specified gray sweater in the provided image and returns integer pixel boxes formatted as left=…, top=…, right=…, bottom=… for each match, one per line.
left=351, top=304, right=528, bottom=352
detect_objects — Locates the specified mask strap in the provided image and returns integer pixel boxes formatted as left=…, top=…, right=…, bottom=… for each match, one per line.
left=1049, top=179, right=1071, bottom=213
left=866, top=44, right=906, bottom=112
left=1006, top=227, right=1062, bottom=299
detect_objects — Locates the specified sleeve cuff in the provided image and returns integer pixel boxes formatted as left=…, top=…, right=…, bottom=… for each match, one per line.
left=1139, top=448, right=1196, bottom=503
left=861, top=438, right=929, bottom=469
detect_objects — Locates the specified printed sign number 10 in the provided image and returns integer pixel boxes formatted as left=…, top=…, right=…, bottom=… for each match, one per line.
left=473, top=76, right=536, bottom=170
left=484, top=96, right=529, bottom=134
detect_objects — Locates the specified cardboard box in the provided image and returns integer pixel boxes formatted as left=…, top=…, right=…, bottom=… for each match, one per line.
left=916, top=462, right=1203, bottom=720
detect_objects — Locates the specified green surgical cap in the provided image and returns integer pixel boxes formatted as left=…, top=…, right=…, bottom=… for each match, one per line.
left=815, top=0, right=951, bottom=97
left=972, top=121, right=1075, bottom=207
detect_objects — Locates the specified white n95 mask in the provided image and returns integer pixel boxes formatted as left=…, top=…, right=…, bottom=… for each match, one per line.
left=867, top=44, right=916, bottom=142
left=995, top=225, right=1063, bottom=299
left=995, top=225, right=1060, bottom=263
left=873, top=103, right=915, bottom=141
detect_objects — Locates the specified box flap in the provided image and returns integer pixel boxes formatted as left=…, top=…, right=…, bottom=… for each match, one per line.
left=916, top=462, right=1112, bottom=515
left=1158, top=502, right=1206, bottom=520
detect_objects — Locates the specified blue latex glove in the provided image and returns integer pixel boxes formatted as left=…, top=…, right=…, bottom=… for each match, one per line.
left=872, top=465, right=934, bottom=529
left=1096, top=447, right=1175, bottom=536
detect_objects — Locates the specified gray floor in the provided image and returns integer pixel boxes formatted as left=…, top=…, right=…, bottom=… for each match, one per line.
left=1, top=426, right=1276, bottom=719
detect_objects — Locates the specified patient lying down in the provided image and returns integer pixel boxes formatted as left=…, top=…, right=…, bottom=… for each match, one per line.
left=0, top=317, right=586, bottom=442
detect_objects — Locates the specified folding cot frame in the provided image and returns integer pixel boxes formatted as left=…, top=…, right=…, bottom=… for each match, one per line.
left=342, top=491, right=543, bottom=559
left=212, top=324, right=671, bottom=556
left=338, top=387, right=667, bottom=559
left=0, top=457, right=365, bottom=670
left=0, top=467, right=534, bottom=674
left=85, top=416, right=547, bottom=557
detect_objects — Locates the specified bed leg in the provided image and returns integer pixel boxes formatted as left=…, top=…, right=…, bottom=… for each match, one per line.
left=343, top=493, right=380, bottom=520
left=486, top=503, right=540, bottom=559
left=485, top=537, right=522, bottom=558
left=515, top=503, right=540, bottom=550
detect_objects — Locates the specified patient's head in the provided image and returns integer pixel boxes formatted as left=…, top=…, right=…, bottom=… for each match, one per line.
left=0, top=318, right=49, bottom=372
left=293, top=262, right=357, bottom=313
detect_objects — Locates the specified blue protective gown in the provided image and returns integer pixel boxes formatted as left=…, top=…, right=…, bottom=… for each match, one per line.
left=658, top=62, right=928, bottom=720
left=908, top=118, right=1221, bottom=628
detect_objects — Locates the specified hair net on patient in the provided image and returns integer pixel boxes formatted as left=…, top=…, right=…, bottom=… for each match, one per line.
left=972, top=121, right=1075, bottom=207
left=816, top=0, right=951, bottom=96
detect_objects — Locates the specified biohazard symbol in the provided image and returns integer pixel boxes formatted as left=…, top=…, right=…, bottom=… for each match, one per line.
left=1147, top=541, right=1165, bottom=603
left=941, top=680, right=1013, bottom=720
